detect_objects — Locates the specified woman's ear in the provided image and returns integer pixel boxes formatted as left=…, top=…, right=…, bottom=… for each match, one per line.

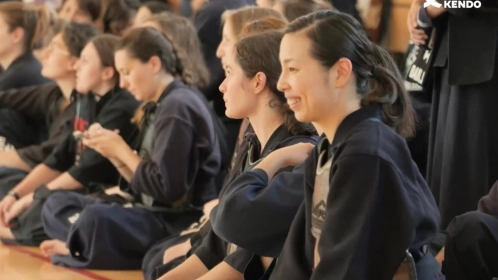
left=11, top=27, right=25, bottom=45
left=253, top=72, right=267, bottom=95
left=148, top=56, right=162, bottom=74
left=101, top=66, right=115, bottom=82
left=331, top=57, right=353, bottom=88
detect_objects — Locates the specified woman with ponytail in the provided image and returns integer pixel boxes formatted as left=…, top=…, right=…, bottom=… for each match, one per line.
left=36, top=27, right=223, bottom=270
left=158, top=30, right=317, bottom=280
left=250, top=10, right=442, bottom=279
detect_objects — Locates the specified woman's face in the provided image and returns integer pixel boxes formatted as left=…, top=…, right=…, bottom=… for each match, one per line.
left=41, top=33, right=76, bottom=80
left=219, top=49, right=258, bottom=119
left=216, top=20, right=236, bottom=68
left=277, top=32, right=338, bottom=123
left=74, top=42, right=109, bottom=94
left=59, top=0, right=93, bottom=24
left=133, top=6, right=152, bottom=27
left=115, top=49, right=157, bottom=102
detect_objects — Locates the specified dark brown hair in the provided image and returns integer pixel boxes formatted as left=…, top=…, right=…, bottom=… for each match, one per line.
left=235, top=31, right=314, bottom=135
left=32, top=9, right=63, bottom=50
left=0, top=2, right=53, bottom=52
left=276, top=0, right=333, bottom=22
left=240, top=16, right=288, bottom=37
left=102, top=0, right=140, bottom=35
left=142, top=1, right=170, bottom=14
left=286, top=11, right=415, bottom=138
left=147, top=12, right=210, bottom=88
left=60, top=21, right=99, bottom=57
left=90, top=34, right=120, bottom=86
left=222, top=6, right=286, bottom=40
left=118, top=26, right=202, bottom=87
left=72, top=0, right=102, bottom=21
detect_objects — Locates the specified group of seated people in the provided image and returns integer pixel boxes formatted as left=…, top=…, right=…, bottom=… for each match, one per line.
left=0, top=0, right=494, bottom=279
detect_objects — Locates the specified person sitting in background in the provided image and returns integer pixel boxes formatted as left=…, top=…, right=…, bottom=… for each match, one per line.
left=0, top=22, right=140, bottom=247
left=0, top=20, right=92, bottom=188
left=0, top=2, right=52, bottom=90
left=133, top=1, right=171, bottom=27
left=193, top=0, right=250, bottom=160
left=101, top=0, right=140, bottom=36
left=58, top=0, right=103, bottom=29
left=38, top=26, right=224, bottom=270
left=0, top=2, right=56, bottom=151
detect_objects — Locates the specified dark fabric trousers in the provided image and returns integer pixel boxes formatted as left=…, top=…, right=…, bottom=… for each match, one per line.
left=0, top=109, right=46, bottom=150
left=142, top=233, right=194, bottom=280
left=444, top=211, right=498, bottom=280
left=41, top=191, right=202, bottom=270
left=427, top=62, right=498, bottom=229
left=0, top=167, right=27, bottom=199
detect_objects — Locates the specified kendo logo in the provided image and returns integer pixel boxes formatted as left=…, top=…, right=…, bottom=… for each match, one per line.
left=424, top=0, right=482, bottom=8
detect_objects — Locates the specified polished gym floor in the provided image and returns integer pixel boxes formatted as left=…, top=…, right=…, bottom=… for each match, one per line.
left=0, top=241, right=143, bottom=280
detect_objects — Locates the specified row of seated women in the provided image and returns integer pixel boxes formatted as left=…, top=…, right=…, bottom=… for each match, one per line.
left=0, top=1, right=446, bottom=280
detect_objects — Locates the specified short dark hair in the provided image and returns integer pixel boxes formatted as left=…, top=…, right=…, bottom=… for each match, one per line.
left=61, top=21, right=99, bottom=57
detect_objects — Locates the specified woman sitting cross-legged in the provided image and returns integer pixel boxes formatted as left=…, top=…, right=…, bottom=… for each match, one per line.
left=39, top=26, right=225, bottom=270
left=0, top=30, right=140, bottom=247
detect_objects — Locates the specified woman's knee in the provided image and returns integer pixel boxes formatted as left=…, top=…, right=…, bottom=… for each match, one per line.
left=447, top=211, right=494, bottom=246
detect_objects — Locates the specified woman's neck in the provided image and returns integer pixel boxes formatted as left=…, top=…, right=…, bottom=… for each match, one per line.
left=248, top=103, right=285, bottom=155
left=0, top=48, right=25, bottom=70
left=56, top=76, right=77, bottom=101
left=92, top=81, right=116, bottom=99
left=150, top=75, right=175, bottom=103
left=320, top=98, right=361, bottom=145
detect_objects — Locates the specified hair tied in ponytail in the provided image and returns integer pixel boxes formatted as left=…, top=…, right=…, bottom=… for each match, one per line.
left=370, top=64, right=376, bottom=78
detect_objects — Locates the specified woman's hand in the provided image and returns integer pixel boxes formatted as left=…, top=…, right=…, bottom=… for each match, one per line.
left=83, top=125, right=126, bottom=159
left=0, top=195, right=17, bottom=227
left=254, top=142, right=315, bottom=181
left=407, top=1, right=428, bottom=45
left=271, top=142, right=315, bottom=168
left=3, top=194, right=33, bottom=226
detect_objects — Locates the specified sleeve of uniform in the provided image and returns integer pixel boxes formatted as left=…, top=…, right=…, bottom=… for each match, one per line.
left=17, top=133, right=67, bottom=168
left=0, top=84, right=58, bottom=122
left=223, top=247, right=255, bottom=273
left=131, top=114, right=195, bottom=204
left=312, top=154, right=414, bottom=280
left=67, top=102, right=137, bottom=186
left=478, top=180, right=498, bottom=216
left=43, top=130, right=76, bottom=172
left=212, top=164, right=305, bottom=258
left=193, top=220, right=227, bottom=270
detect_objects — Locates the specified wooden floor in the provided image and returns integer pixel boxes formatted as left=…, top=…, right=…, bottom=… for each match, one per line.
left=0, top=241, right=143, bottom=280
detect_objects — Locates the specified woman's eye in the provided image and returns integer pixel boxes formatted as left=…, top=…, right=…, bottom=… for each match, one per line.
left=289, top=67, right=297, bottom=72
